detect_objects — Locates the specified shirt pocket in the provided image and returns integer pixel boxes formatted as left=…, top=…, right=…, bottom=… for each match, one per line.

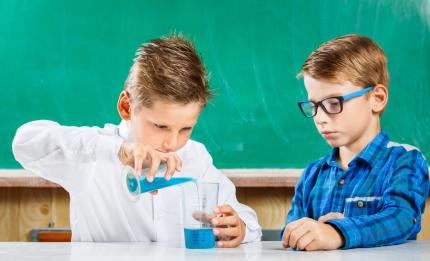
left=343, top=196, right=382, bottom=217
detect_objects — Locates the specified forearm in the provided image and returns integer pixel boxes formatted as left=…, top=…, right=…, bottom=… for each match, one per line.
left=326, top=207, right=417, bottom=249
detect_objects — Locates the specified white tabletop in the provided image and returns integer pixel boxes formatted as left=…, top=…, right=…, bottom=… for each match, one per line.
left=0, top=241, right=429, bottom=261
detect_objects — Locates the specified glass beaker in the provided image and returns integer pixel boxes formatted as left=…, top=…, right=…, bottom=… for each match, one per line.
left=182, top=182, right=219, bottom=249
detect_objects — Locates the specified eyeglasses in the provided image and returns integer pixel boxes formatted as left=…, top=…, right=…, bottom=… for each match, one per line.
left=298, top=86, right=374, bottom=118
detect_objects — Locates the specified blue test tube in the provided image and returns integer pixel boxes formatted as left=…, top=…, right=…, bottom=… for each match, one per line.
left=123, top=166, right=195, bottom=201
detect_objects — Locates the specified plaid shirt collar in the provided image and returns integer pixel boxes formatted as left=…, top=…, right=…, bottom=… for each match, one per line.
left=325, top=131, right=389, bottom=169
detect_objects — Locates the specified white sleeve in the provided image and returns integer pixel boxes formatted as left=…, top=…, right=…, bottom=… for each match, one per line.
left=12, top=120, right=124, bottom=193
left=195, top=144, right=262, bottom=243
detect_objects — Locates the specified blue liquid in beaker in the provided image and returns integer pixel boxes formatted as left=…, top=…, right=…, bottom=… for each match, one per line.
left=184, top=228, right=215, bottom=249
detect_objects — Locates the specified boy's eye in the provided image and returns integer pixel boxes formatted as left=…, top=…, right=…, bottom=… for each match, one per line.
left=181, top=127, right=192, bottom=132
left=154, top=124, right=168, bottom=129
left=322, top=98, right=342, bottom=113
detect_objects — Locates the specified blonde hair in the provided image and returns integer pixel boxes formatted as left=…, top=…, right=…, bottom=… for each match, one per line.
left=300, top=34, right=389, bottom=89
left=124, top=34, right=212, bottom=110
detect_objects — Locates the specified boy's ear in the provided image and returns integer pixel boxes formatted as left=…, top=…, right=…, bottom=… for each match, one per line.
left=371, top=84, right=388, bottom=114
left=117, top=91, right=132, bottom=120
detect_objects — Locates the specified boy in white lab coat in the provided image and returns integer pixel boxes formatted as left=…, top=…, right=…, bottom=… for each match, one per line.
left=12, top=35, right=261, bottom=247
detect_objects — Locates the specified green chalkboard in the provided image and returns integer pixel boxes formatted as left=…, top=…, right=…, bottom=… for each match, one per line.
left=1, top=0, right=429, bottom=169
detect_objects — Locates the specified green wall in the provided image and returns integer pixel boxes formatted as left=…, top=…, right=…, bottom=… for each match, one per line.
left=1, top=0, right=429, bottom=168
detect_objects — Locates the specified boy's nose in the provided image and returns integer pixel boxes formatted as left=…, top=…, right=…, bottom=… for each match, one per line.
left=314, top=108, right=330, bottom=125
left=162, top=133, right=178, bottom=152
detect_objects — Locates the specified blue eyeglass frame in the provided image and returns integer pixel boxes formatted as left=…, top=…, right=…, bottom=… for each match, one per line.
left=298, top=86, right=374, bottom=118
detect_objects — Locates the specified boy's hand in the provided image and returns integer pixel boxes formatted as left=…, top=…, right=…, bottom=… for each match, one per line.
left=211, top=205, right=246, bottom=248
left=282, top=217, right=344, bottom=251
left=318, top=212, right=344, bottom=223
left=118, top=141, right=182, bottom=181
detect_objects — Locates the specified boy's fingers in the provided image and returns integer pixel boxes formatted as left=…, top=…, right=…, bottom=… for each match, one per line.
left=119, top=141, right=133, bottom=166
left=296, top=231, right=314, bottom=251
left=212, top=215, right=239, bottom=227
left=282, top=230, right=290, bottom=248
left=283, top=218, right=310, bottom=247
left=147, top=152, right=161, bottom=182
left=217, top=237, right=241, bottom=248
left=334, top=212, right=344, bottom=219
left=303, top=240, right=319, bottom=251
left=174, top=154, right=182, bottom=171
left=133, top=145, right=149, bottom=177
left=285, top=218, right=309, bottom=234
left=213, top=226, right=240, bottom=237
left=192, top=211, right=214, bottom=225
left=214, top=205, right=235, bottom=215
left=134, top=155, right=144, bottom=177
left=318, top=215, right=329, bottom=223
left=149, top=190, right=158, bottom=196
left=318, top=212, right=344, bottom=223
left=164, top=155, right=176, bottom=180
left=282, top=228, right=292, bottom=246
left=289, top=223, right=310, bottom=249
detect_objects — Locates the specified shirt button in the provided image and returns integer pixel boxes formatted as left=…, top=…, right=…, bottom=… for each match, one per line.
left=413, top=218, right=417, bottom=224
left=339, top=179, right=345, bottom=185
left=357, top=201, right=364, bottom=208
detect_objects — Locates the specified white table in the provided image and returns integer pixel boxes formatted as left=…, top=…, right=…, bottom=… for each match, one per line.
left=0, top=241, right=429, bottom=261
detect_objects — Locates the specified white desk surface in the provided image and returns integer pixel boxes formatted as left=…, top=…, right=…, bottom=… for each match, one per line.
left=0, top=241, right=429, bottom=261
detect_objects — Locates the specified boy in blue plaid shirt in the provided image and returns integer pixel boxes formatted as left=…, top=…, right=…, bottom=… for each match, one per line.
left=282, top=34, right=429, bottom=250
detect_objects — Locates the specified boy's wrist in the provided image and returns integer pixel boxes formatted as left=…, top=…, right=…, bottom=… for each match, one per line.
left=325, top=223, right=345, bottom=249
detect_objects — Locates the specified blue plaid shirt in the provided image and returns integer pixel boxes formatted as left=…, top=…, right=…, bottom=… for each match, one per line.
left=284, top=131, right=429, bottom=249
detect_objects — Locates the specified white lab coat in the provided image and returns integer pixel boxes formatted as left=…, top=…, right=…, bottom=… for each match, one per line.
left=12, top=120, right=262, bottom=243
